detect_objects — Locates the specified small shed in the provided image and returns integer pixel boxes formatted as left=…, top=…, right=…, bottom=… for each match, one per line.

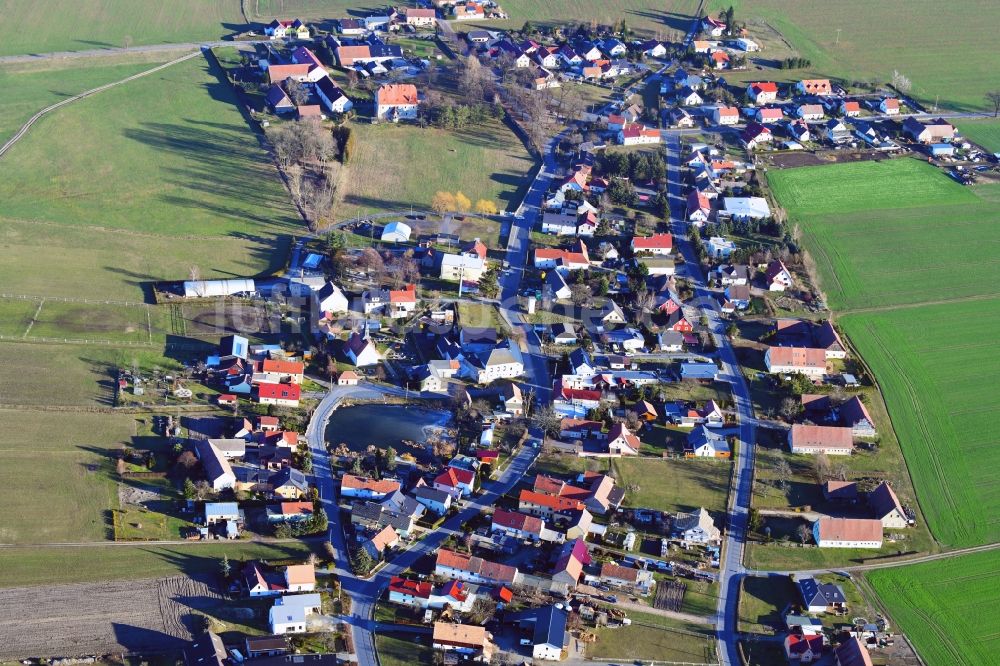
left=929, top=143, right=954, bottom=157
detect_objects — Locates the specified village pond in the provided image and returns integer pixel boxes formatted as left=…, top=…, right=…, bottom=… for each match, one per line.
left=324, top=403, right=453, bottom=461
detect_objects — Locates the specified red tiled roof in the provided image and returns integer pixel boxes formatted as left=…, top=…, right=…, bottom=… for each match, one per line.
left=600, top=562, right=639, bottom=582
left=341, top=474, right=401, bottom=494
left=750, top=81, right=778, bottom=93
left=268, top=63, right=310, bottom=83
left=261, top=359, right=304, bottom=375
left=257, top=383, right=301, bottom=401
left=768, top=346, right=826, bottom=369
left=492, top=509, right=543, bottom=534
left=277, top=501, right=313, bottom=516
left=519, top=489, right=583, bottom=512
left=389, top=283, right=417, bottom=303
left=632, top=233, right=673, bottom=250
left=815, top=517, right=882, bottom=542
left=791, top=424, right=854, bottom=449
left=389, top=576, right=431, bottom=598
left=378, top=83, right=419, bottom=106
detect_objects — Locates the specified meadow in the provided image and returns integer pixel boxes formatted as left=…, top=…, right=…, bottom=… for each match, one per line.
left=0, top=409, right=134, bottom=543
left=586, top=610, right=716, bottom=663
left=867, top=550, right=1000, bottom=666
left=768, top=159, right=999, bottom=311
left=839, top=300, right=1000, bottom=548
left=0, top=0, right=245, bottom=57
left=954, top=118, right=1000, bottom=153
left=336, top=120, right=536, bottom=223
left=708, top=0, right=1000, bottom=112
left=0, top=54, right=175, bottom=143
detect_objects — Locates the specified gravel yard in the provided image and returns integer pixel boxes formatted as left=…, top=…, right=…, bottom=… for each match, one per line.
left=0, top=576, right=220, bottom=660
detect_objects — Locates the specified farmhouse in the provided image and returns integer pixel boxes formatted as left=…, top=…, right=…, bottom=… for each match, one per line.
left=840, top=396, right=876, bottom=436
left=788, top=424, right=854, bottom=455
left=741, top=122, right=773, bottom=150
left=813, top=517, right=883, bottom=548
left=432, top=622, right=493, bottom=661
left=314, top=76, right=353, bottom=114
left=376, top=84, right=420, bottom=121
left=902, top=116, right=955, bottom=143
left=195, top=440, right=236, bottom=490
left=764, top=346, right=826, bottom=378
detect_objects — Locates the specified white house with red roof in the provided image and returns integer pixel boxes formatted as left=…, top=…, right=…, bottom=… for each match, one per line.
left=713, top=106, right=740, bottom=126
left=701, top=15, right=727, bottom=37
left=631, top=233, right=673, bottom=256
left=387, top=284, right=418, bottom=319
left=765, top=259, right=793, bottom=291
left=604, top=423, right=641, bottom=456
left=617, top=123, right=660, bottom=146
left=434, top=467, right=476, bottom=498
left=255, top=383, right=301, bottom=407
left=879, top=97, right=900, bottom=115
left=491, top=509, right=545, bottom=541
left=533, top=240, right=590, bottom=271
left=747, top=81, right=778, bottom=104
left=290, top=47, right=327, bottom=82
left=686, top=190, right=712, bottom=225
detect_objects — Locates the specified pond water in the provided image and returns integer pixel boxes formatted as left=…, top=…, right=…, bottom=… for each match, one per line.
left=324, top=403, right=452, bottom=459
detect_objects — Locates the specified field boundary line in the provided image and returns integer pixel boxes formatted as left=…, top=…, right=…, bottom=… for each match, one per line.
left=836, top=291, right=1000, bottom=316
left=0, top=293, right=149, bottom=307
left=0, top=50, right=202, bottom=160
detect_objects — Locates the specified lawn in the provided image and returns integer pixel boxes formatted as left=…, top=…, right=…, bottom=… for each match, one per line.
left=954, top=117, right=1000, bottom=153
left=867, top=550, right=1000, bottom=666
left=0, top=54, right=176, bottom=143
left=375, top=634, right=434, bottom=666
left=709, top=0, right=1000, bottom=112
left=738, top=574, right=795, bottom=635
left=335, top=120, right=536, bottom=223
left=0, top=408, right=133, bottom=543
left=0, top=0, right=246, bottom=57
left=586, top=610, right=716, bottom=663
left=839, top=300, right=1000, bottom=548
left=612, top=457, right=730, bottom=515
left=0, top=541, right=314, bottom=587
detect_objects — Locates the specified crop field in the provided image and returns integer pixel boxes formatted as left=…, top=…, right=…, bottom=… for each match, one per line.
left=769, top=159, right=1000, bottom=311
left=954, top=118, right=1000, bottom=153
left=867, top=550, right=1000, bottom=666
left=839, top=300, right=1000, bottom=548
left=709, top=0, right=1000, bottom=111
left=612, top=457, right=731, bottom=515
left=0, top=576, right=220, bottom=660
left=0, top=0, right=245, bottom=57
left=0, top=54, right=176, bottom=143
left=0, top=408, right=134, bottom=543
left=336, top=120, right=536, bottom=223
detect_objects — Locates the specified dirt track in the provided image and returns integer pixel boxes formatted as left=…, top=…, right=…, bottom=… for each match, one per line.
left=0, top=576, right=220, bottom=660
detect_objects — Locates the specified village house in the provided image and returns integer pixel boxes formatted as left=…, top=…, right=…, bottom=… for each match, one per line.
left=879, top=97, right=900, bottom=115
left=631, top=233, right=673, bottom=256
left=269, top=593, right=322, bottom=635
left=551, top=538, right=590, bottom=587
left=764, top=346, right=827, bottom=378
left=518, top=488, right=584, bottom=519
left=432, top=622, right=493, bottom=661
left=195, top=440, right=236, bottom=490
left=785, top=634, right=824, bottom=663
left=685, top=425, right=731, bottom=458
left=840, top=395, right=876, bottom=436
left=340, top=474, right=401, bottom=501
left=376, top=83, right=420, bottom=121
left=345, top=330, right=381, bottom=367
left=869, top=481, right=909, bottom=528
left=756, top=106, right=784, bottom=123
left=673, top=507, right=721, bottom=545
left=266, top=501, right=314, bottom=523
left=266, top=19, right=310, bottom=40
left=314, top=281, right=350, bottom=313
left=618, top=123, right=661, bottom=146
left=401, top=7, right=436, bottom=26
left=434, top=549, right=518, bottom=586
left=255, top=382, right=301, bottom=407
left=813, top=517, right=883, bottom=548
left=797, top=103, right=825, bottom=121
left=411, top=485, right=453, bottom=516
left=765, top=259, right=793, bottom=291
left=434, top=466, right=477, bottom=498
left=314, top=76, right=353, bottom=115
left=363, top=524, right=400, bottom=560
left=599, top=563, right=654, bottom=595
left=713, top=106, right=740, bottom=126
left=702, top=15, right=726, bottom=37
left=678, top=86, right=704, bottom=106
left=796, top=576, right=847, bottom=613
left=741, top=121, right=773, bottom=150
left=902, top=116, right=955, bottom=143
left=796, top=78, right=832, bottom=95
left=836, top=637, right=875, bottom=666
left=491, top=508, right=546, bottom=541
left=506, top=605, right=568, bottom=662
left=789, top=424, right=854, bottom=455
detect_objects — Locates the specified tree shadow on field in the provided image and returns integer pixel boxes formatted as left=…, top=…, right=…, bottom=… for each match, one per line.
left=627, top=9, right=696, bottom=33
left=102, top=267, right=159, bottom=303
left=77, top=356, right=120, bottom=406
left=112, top=623, right=187, bottom=652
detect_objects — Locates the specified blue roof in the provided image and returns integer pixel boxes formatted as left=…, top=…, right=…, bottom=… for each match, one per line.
left=569, top=347, right=593, bottom=370
left=303, top=253, right=323, bottom=269
left=681, top=362, right=718, bottom=379
left=205, top=502, right=240, bottom=517
left=220, top=334, right=249, bottom=359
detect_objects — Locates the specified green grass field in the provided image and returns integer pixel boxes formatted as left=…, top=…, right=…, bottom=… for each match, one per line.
left=955, top=117, right=1000, bottom=153
left=769, top=159, right=1000, bottom=311
left=839, top=301, right=1000, bottom=548
left=375, top=634, right=434, bottom=666
left=612, top=457, right=731, bottom=515
left=0, top=409, right=133, bottom=543
left=710, top=0, right=1000, bottom=112
left=867, top=550, right=1000, bottom=666
left=337, top=120, right=535, bottom=221
left=0, top=0, right=246, bottom=57
left=0, top=54, right=176, bottom=143
left=0, top=541, right=314, bottom=587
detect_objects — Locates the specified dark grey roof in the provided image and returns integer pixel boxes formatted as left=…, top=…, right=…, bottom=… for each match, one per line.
left=183, top=632, right=226, bottom=666
left=569, top=347, right=593, bottom=370
left=505, top=605, right=568, bottom=648
left=412, top=486, right=451, bottom=504
left=797, top=576, right=847, bottom=607
left=194, top=439, right=233, bottom=484
left=382, top=489, right=426, bottom=519
left=270, top=467, right=308, bottom=491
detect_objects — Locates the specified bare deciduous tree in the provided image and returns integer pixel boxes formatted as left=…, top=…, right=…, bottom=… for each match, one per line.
left=986, top=91, right=1000, bottom=117
left=286, top=78, right=311, bottom=106
left=890, top=70, right=912, bottom=93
